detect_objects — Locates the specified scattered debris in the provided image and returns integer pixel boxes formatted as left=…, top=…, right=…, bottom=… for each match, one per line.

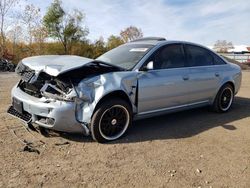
left=39, top=140, right=46, bottom=145
left=241, top=166, right=248, bottom=174
left=196, top=168, right=202, bottom=173
left=56, top=164, right=60, bottom=167
left=22, top=145, right=40, bottom=154
left=55, top=141, right=70, bottom=146
left=23, top=139, right=33, bottom=145
left=168, top=170, right=176, bottom=173
left=168, top=169, right=177, bottom=177
left=43, top=174, right=47, bottom=178
left=7, top=124, right=46, bottom=155
left=205, top=180, right=209, bottom=184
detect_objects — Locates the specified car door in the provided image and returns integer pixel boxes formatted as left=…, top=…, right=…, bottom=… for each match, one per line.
left=184, top=44, right=222, bottom=103
left=137, top=44, right=190, bottom=114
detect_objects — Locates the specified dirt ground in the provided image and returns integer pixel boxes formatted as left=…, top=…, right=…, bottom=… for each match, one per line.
left=0, top=71, right=249, bottom=188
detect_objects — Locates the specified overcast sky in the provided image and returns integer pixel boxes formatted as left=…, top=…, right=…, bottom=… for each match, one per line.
left=27, top=0, right=250, bottom=45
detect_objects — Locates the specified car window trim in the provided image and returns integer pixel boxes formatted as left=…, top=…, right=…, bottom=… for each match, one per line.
left=210, top=52, right=227, bottom=65
left=183, top=44, right=227, bottom=67
left=138, top=63, right=227, bottom=73
left=139, top=43, right=188, bottom=71
left=139, top=66, right=189, bottom=73
left=184, top=44, right=217, bottom=67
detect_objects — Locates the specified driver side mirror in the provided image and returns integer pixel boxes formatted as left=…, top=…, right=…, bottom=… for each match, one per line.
left=142, top=61, right=154, bottom=71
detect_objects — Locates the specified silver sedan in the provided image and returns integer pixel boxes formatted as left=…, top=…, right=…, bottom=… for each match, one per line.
left=8, top=37, right=242, bottom=142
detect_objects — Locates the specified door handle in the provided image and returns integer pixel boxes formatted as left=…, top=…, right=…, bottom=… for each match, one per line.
left=182, top=76, right=189, bottom=81
left=215, top=72, right=220, bottom=77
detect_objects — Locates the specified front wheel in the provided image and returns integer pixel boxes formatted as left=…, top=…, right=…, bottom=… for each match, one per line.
left=212, top=84, right=234, bottom=113
left=90, top=98, right=132, bottom=143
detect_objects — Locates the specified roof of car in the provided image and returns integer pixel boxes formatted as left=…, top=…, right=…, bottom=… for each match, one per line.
left=127, top=38, right=212, bottom=51
left=129, top=37, right=167, bottom=45
left=127, top=37, right=194, bottom=46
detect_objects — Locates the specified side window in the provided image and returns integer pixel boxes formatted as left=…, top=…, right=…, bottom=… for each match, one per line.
left=212, top=53, right=226, bottom=65
left=185, top=45, right=213, bottom=67
left=151, top=44, right=186, bottom=69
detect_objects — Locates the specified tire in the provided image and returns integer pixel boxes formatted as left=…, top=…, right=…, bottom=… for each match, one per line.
left=90, top=98, right=132, bottom=143
left=212, top=84, right=234, bottom=113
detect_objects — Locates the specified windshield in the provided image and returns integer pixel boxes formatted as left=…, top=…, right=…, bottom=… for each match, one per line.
left=96, top=44, right=154, bottom=70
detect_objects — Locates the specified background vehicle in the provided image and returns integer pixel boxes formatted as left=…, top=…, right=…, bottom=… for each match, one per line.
left=8, top=37, right=242, bottom=142
left=0, top=58, right=16, bottom=72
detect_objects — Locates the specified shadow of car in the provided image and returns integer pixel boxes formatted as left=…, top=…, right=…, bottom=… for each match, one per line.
left=57, top=96, right=250, bottom=144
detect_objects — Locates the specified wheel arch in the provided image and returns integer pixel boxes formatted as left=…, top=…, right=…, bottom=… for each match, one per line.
left=93, top=90, right=134, bottom=115
left=212, top=80, right=235, bottom=104
left=211, top=80, right=235, bottom=112
left=220, top=81, right=235, bottom=93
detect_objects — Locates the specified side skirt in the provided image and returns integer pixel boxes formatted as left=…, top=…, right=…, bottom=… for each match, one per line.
left=134, top=100, right=209, bottom=120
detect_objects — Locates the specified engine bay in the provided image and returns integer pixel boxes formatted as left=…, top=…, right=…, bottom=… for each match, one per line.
left=16, top=62, right=123, bottom=100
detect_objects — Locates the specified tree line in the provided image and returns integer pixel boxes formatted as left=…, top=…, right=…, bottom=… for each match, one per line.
left=0, top=0, right=143, bottom=64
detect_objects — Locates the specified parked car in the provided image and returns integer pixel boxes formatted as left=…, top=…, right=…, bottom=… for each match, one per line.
left=0, top=58, right=16, bottom=72
left=7, top=37, right=242, bottom=142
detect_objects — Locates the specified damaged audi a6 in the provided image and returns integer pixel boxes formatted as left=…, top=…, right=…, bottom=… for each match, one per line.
left=8, top=37, right=242, bottom=142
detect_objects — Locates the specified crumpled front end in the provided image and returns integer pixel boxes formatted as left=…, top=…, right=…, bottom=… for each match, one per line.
left=8, top=62, right=87, bottom=133
left=8, top=58, right=138, bottom=135
left=9, top=85, right=85, bottom=133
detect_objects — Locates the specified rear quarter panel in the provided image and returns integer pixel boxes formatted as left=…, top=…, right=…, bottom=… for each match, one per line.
left=212, top=63, right=241, bottom=103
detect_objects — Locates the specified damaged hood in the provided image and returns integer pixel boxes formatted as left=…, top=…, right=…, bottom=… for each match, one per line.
left=21, top=55, right=94, bottom=76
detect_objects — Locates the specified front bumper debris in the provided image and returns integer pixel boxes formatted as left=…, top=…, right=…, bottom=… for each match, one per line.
left=7, top=105, right=32, bottom=123
left=8, top=85, right=88, bottom=134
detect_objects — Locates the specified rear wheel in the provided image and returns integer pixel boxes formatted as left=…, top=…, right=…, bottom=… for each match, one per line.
left=212, top=84, right=234, bottom=113
left=91, top=98, right=132, bottom=143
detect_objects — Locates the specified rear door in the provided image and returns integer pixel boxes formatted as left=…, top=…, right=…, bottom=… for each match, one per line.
left=137, top=44, right=190, bottom=114
left=184, top=44, right=223, bottom=103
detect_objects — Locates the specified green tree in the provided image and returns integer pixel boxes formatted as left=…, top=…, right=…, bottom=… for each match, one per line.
left=93, top=36, right=106, bottom=58
left=43, top=0, right=88, bottom=54
left=71, top=40, right=95, bottom=58
left=106, top=35, right=124, bottom=50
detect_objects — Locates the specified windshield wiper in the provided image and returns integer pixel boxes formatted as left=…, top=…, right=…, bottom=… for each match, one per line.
left=92, top=60, right=126, bottom=71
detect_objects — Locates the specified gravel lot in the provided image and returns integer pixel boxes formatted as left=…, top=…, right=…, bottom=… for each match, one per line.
left=0, top=71, right=249, bottom=188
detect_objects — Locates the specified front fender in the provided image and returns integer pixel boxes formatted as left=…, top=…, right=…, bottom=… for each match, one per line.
left=75, top=71, right=138, bottom=124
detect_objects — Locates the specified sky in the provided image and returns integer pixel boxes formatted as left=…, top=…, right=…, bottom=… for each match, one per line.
left=25, top=0, right=250, bottom=45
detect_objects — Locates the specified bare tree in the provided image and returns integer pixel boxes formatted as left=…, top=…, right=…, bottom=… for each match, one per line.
left=7, top=21, right=23, bottom=54
left=213, top=40, right=234, bottom=53
left=0, top=0, right=19, bottom=56
left=21, top=4, right=41, bottom=45
left=31, top=25, right=48, bottom=54
left=120, top=26, right=143, bottom=42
